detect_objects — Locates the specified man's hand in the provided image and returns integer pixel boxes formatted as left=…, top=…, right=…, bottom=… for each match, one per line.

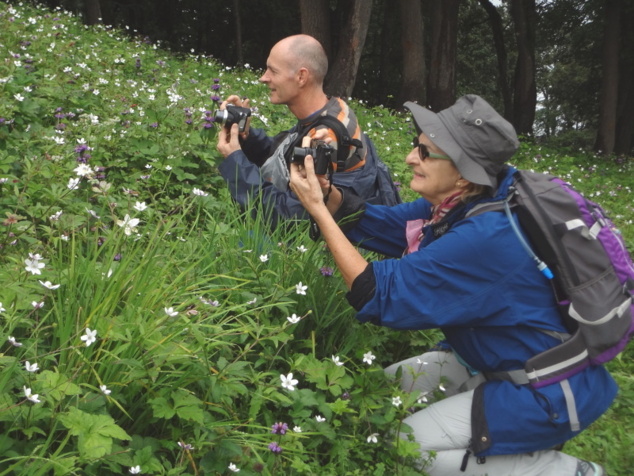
left=216, top=123, right=242, bottom=158
left=220, top=95, right=251, bottom=139
left=222, top=95, right=250, bottom=109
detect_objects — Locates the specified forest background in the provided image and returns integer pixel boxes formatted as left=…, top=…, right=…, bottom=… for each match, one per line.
left=0, top=1, right=633, bottom=475
left=37, top=0, right=634, bottom=158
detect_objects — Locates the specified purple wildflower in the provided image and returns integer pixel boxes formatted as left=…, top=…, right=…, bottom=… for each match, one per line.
left=75, top=143, right=92, bottom=163
left=211, top=95, right=221, bottom=103
left=150, top=122, right=158, bottom=128
left=202, top=111, right=216, bottom=128
left=320, top=266, right=334, bottom=277
left=268, top=442, right=282, bottom=454
left=212, top=84, right=220, bottom=91
left=271, top=422, right=288, bottom=435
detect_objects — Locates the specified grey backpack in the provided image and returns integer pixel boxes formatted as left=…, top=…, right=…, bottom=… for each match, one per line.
left=469, top=170, right=634, bottom=390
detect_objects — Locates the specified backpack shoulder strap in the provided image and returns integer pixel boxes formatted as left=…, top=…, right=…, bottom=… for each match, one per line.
left=305, top=114, right=363, bottom=171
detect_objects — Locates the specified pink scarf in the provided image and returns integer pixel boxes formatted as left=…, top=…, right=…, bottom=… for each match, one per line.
left=405, top=191, right=464, bottom=254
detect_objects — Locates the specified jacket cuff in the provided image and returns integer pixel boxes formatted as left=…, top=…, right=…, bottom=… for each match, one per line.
left=333, top=187, right=366, bottom=233
left=346, top=263, right=376, bottom=312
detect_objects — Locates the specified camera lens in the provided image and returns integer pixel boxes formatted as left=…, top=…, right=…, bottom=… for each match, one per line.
left=213, top=109, right=229, bottom=125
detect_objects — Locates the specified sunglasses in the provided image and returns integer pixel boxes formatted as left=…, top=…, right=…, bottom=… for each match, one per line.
left=413, top=137, right=451, bottom=161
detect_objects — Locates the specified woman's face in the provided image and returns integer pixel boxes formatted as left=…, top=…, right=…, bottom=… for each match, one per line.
left=406, top=133, right=464, bottom=205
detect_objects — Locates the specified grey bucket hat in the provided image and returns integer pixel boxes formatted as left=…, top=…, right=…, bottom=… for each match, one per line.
left=404, top=95, right=519, bottom=188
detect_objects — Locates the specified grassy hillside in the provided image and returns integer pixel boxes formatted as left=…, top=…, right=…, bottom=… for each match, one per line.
left=1, top=2, right=632, bottom=475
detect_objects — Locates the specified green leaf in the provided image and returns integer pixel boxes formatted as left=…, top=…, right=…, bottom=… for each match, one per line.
left=328, top=398, right=356, bottom=416
left=22, top=426, right=47, bottom=438
left=172, top=390, right=204, bottom=424
left=295, top=388, right=319, bottom=407
left=58, top=407, right=131, bottom=460
left=149, top=396, right=176, bottom=419
left=36, top=370, right=82, bottom=401
left=249, top=389, right=264, bottom=421
left=52, top=456, right=78, bottom=476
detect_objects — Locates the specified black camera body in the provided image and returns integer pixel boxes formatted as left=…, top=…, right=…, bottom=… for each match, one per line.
left=213, top=105, right=251, bottom=132
left=292, top=141, right=335, bottom=175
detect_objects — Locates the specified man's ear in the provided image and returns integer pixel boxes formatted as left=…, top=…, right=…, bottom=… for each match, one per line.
left=297, top=67, right=309, bottom=86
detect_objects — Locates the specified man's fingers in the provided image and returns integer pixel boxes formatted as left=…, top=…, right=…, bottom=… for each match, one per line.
left=229, top=123, right=240, bottom=144
left=312, top=128, right=331, bottom=143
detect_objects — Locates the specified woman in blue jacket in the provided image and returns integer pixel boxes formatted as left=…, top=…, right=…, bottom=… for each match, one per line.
left=288, top=95, right=616, bottom=476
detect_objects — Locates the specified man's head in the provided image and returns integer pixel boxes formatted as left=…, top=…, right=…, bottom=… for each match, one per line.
left=404, top=95, right=519, bottom=189
left=260, top=35, right=328, bottom=108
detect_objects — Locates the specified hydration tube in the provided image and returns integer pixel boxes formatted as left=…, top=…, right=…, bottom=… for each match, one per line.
left=503, top=196, right=554, bottom=280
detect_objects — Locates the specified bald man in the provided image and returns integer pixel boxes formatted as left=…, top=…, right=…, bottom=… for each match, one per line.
left=217, top=34, right=400, bottom=229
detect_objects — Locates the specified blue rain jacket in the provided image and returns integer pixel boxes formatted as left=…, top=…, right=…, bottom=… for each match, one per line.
left=345, top=167, right=617, bottom=456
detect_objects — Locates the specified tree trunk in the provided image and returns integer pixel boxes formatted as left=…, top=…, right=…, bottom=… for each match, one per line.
left=510, top=0, right=537, bottom=135
left=427, top=0, right=461, bottom=112
left=300, top=0, right=332, bottom=60
left=478, top=0, right=512, bottom=121
left=84, top=0, right=102, bottom=25
left=396, top=0, right=425, bottom=106
left=378, top=0, right=400, bottom=109
left=232, top=0, right=244, bottom=66
left=325, top=0, right=373, bottom=99
left=614, top=2, right=634, bottom=155
left=595, top=0, right=622, bottom=155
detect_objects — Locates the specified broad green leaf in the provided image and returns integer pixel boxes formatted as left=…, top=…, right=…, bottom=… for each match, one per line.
left=149, top=396, right=176, bottom=419
left=36, top=370, right=82, bottom=401
left=172, top=390, right=204, bottom=424
left=52, top=456, right=78, bottom=476
left=58, top=408, right=130, bottom=460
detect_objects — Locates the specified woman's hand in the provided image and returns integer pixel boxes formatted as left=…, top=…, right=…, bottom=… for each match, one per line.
left=290, top=136, right=368, bottom=289
left=293, top=134, right=343, bottom=215
left=289, top=154, right=329, bottom=217
left=290, top=134, right=343, bottom=216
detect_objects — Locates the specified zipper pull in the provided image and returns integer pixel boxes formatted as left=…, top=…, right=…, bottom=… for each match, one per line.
left=460, top=449, right=471, bottom=471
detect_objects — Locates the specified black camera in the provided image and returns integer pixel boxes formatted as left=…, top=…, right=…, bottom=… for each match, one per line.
left=213, top=104, right=251, bottom=132
left=292, top=141, right=335, bottom=175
